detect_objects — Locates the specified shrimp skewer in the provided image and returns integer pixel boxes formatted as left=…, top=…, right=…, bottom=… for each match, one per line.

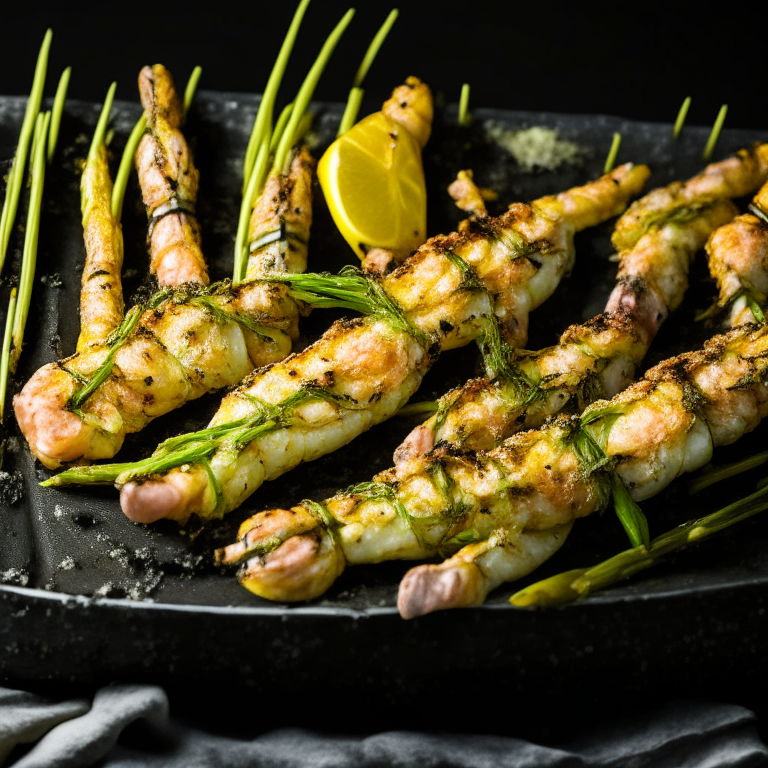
left=707, top=177, right=768, bottom=326
left=399, top=154, right=768, bottom=617
left=93, top=163, right=649, bottom=526
left=219, top=323, right=768, bottom=608
left=397, top=144, right=768, bottom=464
left=219, top=146, right=768, bottom=608
left=134, top=65, right=208, bottom=287
left=14, top=68, right=312, bottom=469
left=76, top=86, right=124, bottom=353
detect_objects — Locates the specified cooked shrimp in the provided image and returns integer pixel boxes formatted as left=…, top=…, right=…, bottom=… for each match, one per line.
left=135, top=64, right=208, bottom=287
left=15, top=66, right=314, bottom=469
left=448, top=170, right=490, bottom=220
left=612, top=143, right=768, bottom=252
left=396, top=145, right=768, bottom=464
left=103, top=164, right=649, bottom=526
left=219, top=324, right=768, bottom=609
left=707, top=178, right=768, bottom=326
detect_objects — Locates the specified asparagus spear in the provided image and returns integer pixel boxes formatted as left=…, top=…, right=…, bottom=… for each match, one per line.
left=510, top=484, right=768, bottom=608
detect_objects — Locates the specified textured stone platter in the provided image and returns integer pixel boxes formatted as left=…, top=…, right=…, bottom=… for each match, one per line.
left=1, top=91, right=767, bottom=700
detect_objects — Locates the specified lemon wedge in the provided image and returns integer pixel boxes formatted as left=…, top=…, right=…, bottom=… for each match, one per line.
left=318, top=110, right=427, bottom=261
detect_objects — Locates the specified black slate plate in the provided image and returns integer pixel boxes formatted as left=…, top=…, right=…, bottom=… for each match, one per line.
left=2, top=90, right=768, bottom=701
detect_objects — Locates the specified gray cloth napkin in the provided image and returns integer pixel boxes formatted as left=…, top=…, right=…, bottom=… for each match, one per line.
left=1, top=685, right=767, bottom=768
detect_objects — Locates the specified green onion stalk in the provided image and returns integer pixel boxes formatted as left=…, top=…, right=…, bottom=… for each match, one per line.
left=0, top=290, right=17, bottom=422
left=603, top=132, right=621, bottom=174
left=703, top=104, right=727, bottom=161
left=673, top=96, right=691, bottom=140
left=510, top=483, right=768, bottom=608
left=233, top=7, right=356, bottom=284
left=0, top=29, right=52, bottom=277
left=47, top=66, right=71, bottom=164
left=242, top=0, right=312, bottom=192
left=9, top=110, right=51, bottom=375
left=689, top=451, right=768, bottom=494
left=111, top=66, right=202, bottom=221
left=458, top=82, right=471, bottom=127
left=337, top=8, right=399, bottom=136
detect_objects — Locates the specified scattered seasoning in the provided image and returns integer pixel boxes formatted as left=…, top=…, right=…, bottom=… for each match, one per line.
left=484, top=123, right=584, bottom=172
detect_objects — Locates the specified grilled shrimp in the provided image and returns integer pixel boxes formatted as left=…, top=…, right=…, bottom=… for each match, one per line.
left=220, top=147, right=768, bottom=609
left=395, top=144, right=768, bottom=464
left=107, top=164, right=649, bottom=526
left=707, top=176, right=768, bottom=326
left=135, top=65, right=207, bottom=287
left=15, top=66, right=314, bottom=469
left=219, top=324, right=768, bottom=608
left=448, top=170, right=496, bottom=220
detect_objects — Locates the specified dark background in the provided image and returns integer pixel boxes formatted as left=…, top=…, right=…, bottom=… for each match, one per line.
left=1, top=2, right=766, bottom=131
left=3, top=0, right=768, bottom=742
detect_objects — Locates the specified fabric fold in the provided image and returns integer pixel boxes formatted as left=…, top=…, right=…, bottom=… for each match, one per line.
left=1, top=686, right=766, bottom=768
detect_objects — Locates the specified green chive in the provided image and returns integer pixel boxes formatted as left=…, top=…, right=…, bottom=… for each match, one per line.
left=0, top=289, right=18, bottom=422
left=703, top=104, right=728, bottom=161
left=47, top=66, right=71, bottom=164
left=269, top=102, right=295, bottom=152
left=243, top=0, right=312, bottom=192
left=458, top=83, right=471, bottom=127
left=10, top=110, right=50, bottom=374
left=337, top=9, right=399, bottom=137
left=352, top=8, right=398, bottom=87
left=183, top=66, right=203, bottom=113
left=673, top=96, right=691, bottom=140
left=337, top=86, right=364, bottom=137
left=273, top=8, right=356, bottom=176
left=234, top=140, right=272, bottom=282
left=603, top=132, right=621, bottom=174
left=0, top=28, right=52, bottom=277
left=397, top=400, right=439, bottom=417
left=511, top=483, right=768, bottom=608
left=111, top=113, right=146, bottom=221
left=87, top=83, right=117, bottom=169
left=235, top=9, right=356, bottom=283
left=689, top=451, right=768, bottom=494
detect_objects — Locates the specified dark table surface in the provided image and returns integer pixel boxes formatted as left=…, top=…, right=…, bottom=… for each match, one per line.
left=2, top=0, right=768, bottom=746
left=1, top=2, right=766, bottom=130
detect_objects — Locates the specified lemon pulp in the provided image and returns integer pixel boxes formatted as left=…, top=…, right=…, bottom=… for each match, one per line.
left=318, top=111, right=427, bottom=260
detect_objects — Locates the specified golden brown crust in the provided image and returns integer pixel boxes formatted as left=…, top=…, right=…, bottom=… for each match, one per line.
left=381, top=76, right=433, bottom=149
left=78, top=143, right=124, bottom=351
left=136, top=64, right=207, bottom=286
